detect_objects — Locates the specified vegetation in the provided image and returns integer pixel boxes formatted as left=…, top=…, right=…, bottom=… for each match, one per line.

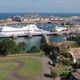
left=40, top=35, right=51, bottom=55
left=0, top=61, right=17, bottom=80
left=59, top=48, right=73, bottom=66
left=40, top=35, right=48, bottom=50
left=0, top=38, right=26, bottom=56
left=61, top=57, right=73, bottom=66
left=51, top=70, right=57, bottom=79
left=27, top=46, right=41, bottom=53
left=0, top=38, right=16, bottom=56
left=50, top=41, right=74, bottom=79
left=52, top=66, right=71, bottom=79
left=67, top=36, right=80, bottom=46
left=15, top=42, right=26, bottom=54
left=60, top=71, right=70, bottom=78
left=54, top=41, right=79, bottom=48
left=0, top=56, right=42, bottom=80
left=60, top=49, right=72, bottom=58
left=18, top=57, right=42, bottom=77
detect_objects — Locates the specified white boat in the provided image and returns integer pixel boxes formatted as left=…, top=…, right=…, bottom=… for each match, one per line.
left=53, top=26, right=68, bottom=32
left=0, top=24, right=44, bottom=37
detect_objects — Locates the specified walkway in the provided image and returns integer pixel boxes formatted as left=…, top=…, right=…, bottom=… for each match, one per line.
left=37, top=57, right=52, bottom=80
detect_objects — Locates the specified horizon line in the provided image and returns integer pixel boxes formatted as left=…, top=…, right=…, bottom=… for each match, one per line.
left=0, top=12, right=80, bottom=14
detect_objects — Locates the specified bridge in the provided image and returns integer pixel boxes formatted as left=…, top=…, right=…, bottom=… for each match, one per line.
left=43, top=30, right=73, bottom=35
left=0, top=30, right=73, bottom=38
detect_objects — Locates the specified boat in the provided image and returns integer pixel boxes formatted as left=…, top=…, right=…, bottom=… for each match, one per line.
left=53, top=26, right=68, bottom=32
left=0, top=24, right=44, bottom=37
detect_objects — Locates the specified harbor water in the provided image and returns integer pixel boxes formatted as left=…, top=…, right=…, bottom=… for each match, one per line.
left=0, top=13, right=76, bottom=50
left=13, top=23, right=65, bottom=50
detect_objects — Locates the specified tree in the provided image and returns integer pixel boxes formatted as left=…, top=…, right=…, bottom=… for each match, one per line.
left=0, top=38, right=16, bottom=56
left=18, top=42, right=26, bottom=51
left=27, top=46, right=40, bottom=53
left=60, top=72, right=70, bottom=79
left=40, top=35, right=50, bottom=55
left=15, top=42, right=26, bottom=54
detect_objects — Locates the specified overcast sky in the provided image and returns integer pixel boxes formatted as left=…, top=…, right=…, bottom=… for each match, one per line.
left=0, top=0, right=80, bottom=13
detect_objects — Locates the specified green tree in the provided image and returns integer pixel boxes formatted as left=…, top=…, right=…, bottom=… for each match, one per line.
left=0, top=38, right=16, bottom=56
left=18, top=42, right=26, bottom=51
left=27, top=46, right=40, bottom=53
left=60, top=72, right=70, bottom=79
left=40, top=35, right=50, bottom=55
left=16, top=42, right=26, bottom=54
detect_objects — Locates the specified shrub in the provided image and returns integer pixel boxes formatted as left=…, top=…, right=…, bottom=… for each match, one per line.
left=0, top=39, right=26, bottom=55
left=51, top=70, right=57, bottom=79
left=60, top=49, right=73, bottom=59
left=27, top=46, right=41, bottom=53
left=60, top=71, right=69, bottom=78
left=61, top=57, right=73, bottom=66
left=0, top=38, right=16, bottom=56
left=16, top=42, right=26, bottom=54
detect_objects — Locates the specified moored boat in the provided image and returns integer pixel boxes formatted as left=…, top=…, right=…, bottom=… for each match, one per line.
left=0, top=24, right=44, bottom=37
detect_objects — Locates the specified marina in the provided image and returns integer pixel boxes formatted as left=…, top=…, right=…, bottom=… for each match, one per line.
left=0, top=23, right=75, bottom=38
left=0, top=13, right=80, bottom=50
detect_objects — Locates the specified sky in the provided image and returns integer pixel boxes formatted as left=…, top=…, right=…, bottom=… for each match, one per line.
left=0, top=0, right=80, bottom=13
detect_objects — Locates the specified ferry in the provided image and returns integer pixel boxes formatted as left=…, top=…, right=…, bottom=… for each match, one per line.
left=0, top=24, right=44, bottom=37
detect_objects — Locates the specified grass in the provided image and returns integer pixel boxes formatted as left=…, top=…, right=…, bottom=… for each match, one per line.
left=18, top=57, right=42, bottom=77
left=53, top=41, right=79, bottom=48
left=0, top=55, right=42, bottom=80
left=0, top=61, right=17, bottom=80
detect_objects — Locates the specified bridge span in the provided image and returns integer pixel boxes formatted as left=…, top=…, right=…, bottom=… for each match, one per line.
left=0, top=30, right=73, bottom=38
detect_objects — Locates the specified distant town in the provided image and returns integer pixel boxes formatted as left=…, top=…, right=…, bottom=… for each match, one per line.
left=0, top=15, right=80, bottom=25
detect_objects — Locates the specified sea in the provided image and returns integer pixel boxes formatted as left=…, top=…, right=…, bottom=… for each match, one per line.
left=0, top=13, right=80, bottom=50
left=0, top=13, right=80, bottom=19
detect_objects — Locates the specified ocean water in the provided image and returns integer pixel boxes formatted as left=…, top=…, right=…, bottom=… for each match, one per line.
left=0, top=13, right=25, bottom=19
left=0, top=13, right=80, bottom=19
